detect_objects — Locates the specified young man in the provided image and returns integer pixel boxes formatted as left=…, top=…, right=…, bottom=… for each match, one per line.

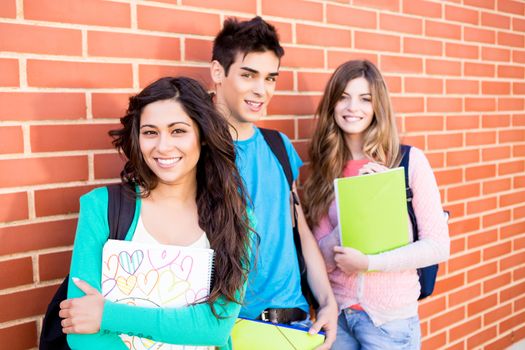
left=210, top=16, right=337, bottom=348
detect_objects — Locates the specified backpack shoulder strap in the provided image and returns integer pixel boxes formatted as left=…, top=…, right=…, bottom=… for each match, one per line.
left=107, top=183, right=136, bottom=240
left=399, top=144, right=419, bottom=242
left=259, top=128, right=293, bottom=190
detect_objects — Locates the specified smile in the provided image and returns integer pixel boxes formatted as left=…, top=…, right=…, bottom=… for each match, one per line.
left=343, top=115, right=363, bottom=122
left=155, top=157, right=181, bottom=168
left=245, top=100, right=264, bottom=111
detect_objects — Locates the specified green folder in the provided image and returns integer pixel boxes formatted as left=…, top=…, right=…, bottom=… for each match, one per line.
left=334, top=167, right=410, bottom=254
left=231, top=318, right=325, bottom=350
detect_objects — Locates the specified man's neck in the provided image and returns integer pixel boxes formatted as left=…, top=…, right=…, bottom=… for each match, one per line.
left=229, top=120, right=255, bottom=141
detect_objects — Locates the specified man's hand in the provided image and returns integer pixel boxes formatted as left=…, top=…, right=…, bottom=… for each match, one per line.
left=309, top=301, right=338, bottom=350
left=59, top=278, right=104, bottom=334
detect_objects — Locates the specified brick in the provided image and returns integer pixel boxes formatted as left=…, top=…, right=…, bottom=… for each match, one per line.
left=0, top=58, right=19, bottom=86
left=380, top=13, right=422, bottom=34
left=446, top=115, right=479, bottom=131
left=465, top=164, right=496, bottom=181
left=465, top=97, right=496, bottom=112
left=428, top=97, right=462, bottom=113
left=499, top=32, right=525, bottom=48
left=262, top=0, right=323, bottom=21
left=381, top=56, right=423, bottom=74
left=467, top=229, right=497, bottom=249
left=501, top=281, right=525, bottom=303
left=0, top=0, right=16, bottom=17
left=393, top=97, right=426, bottom=114
left=0, top=192, right=28, bottom=222
left=426, top=20, right=461, bottom=40
left=0, top=126, right=23, bottom=154
left=426, top=152, right=445, bottom=168
left=465, top=62, right=495, bottom=77
left=94, top=153, right=126, bottom=180
left=355, top=31, right=400, bottom=52
left=449, top=251, right=481, bottom=273
left=139, top=65, right=211, bottom=89
left=27, top=60, right=132, bottom=89
left=404, top=76, right=443, bottom=94
left=0, top=92, right=85, bottom=121
left=0, top=286, right=57, bottom=323
left=447, top=80, right=479, bottom=96
left=31, top=124, right=117, bottom=152
left=464, top=0, right=495, bottom=9
left=268, top=95, right=321, bottom=116
left=467, top=196, right=497, bottom=214
left=276, top=71, right=294, bottom=91
left=296, top=24, right=351, bottom=47
left=0, top=22, right=81, bottom=55
left=434, top=168, right=463, bottom=185
left=483, top=178, right=511, bottom=195
left=185, top=39, right=213, bottom=62
left=447, top=182, right=480, bottom=202
left=482, top=146, right=511, bottom=161
left=486, top=333, right=513, bottom=350
left=280, top=46, right=324, bottom=69
left=481, top=12, right=511, bottom=29
left=354, top=0, right=400, bottom=11
left=482, top=81, right=511, bottom=95
left=419, top=295, right=446, bottom=319
left=35, top=185, right=97, bottom=217
left=445, top=42, right=478, bottom=59
left=268, top=20, right=293, bottom=44
left=485, top=272, right=512, bottom=293
left=293, top=140, right=309, bottom=162
left=498, top=0, right=525, bottom=15
left=513, top=82, right=525, bottom=94
left=403, top=37, right=442, bottom=56
left=297, top=118, right=316, bottom=139
left=482, top=47, right=511, bottom=62
left=499, top=98, right=525, bottom=111
left=484, top=114, right=511, bottom=128
left=327, top=51, right=378, bottom=69
left=449, top=216, right=481, bottom=237
left=466, top=130, right=496, bottom=146
left=515, top=267, right=525, bottom=281
left=0, top=156, right=88, bottom=188
left=500, top=129, right=525, bottom=143
left=449, top=284, right=481, bottom=306
left=484, top=304, right=513, bottom=325
left=450, top=235, right=466, bottom=254
left=426, top=59, right=461, bottom=76
left=39, top=250, right=72, bottom=281
left=428, top=133, right=462, bottom=150
left=138, top=5, right=220, bottom=36
left=501, top=252, right=525, bottom=271
left=450, top=316, right=482, bottom=342
left=483, top=209, right=512, bottom=227
left=255, top=119, right=295, bottom=140
left=88, top=31, right=180, bottom=60
left=498, top=65, right=525, bottom=78
left=327, top=5, right=377, bottom=29
left=515, top=145, right=525, bottom=157
left=0, top=219, right=77, bottom=255
left=514, top=17, right=525, bottom=32
left=468, top=293, right=498, bottom=316
left=467, top=326, right=498, bottom=349
left=445, top=5, right=479, bottom=25
left=181, top=0, right=256, bottom=13
left=501, top=311, right=525, bottom=334
left=297, top=72, right=331, bottom=92
left=501, top=221, right=525, bottom=239
left=467, top=261, right=498, bottom=283
left=422, top=332, right=447, bottom=350
left=514, top=206, right=525, bottom=220
left=499, top=160, right=525, bottom=175
left=400, top=135, right=425, bottom=149
left=0, top=322, right=37, bottom=350
left=430, top=306, right=465, bottom=332
left=514, top=50, right=525, bottom=64
left=92, top=93, right=131, bottom=119
left=0, top=258, right=33, bottom=289
left=405, top=116, right=443, bottom=132
left=25, top=0, right=130, bottom=27
left=403, top=0, right=442, bottom=18
left=464, top=27, right=496, bottom=44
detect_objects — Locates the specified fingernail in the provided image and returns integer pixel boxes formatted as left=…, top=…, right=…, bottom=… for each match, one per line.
left=72, top=277, right=79, bottom=283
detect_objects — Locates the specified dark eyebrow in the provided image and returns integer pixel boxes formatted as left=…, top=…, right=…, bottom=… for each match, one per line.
left=342, top=92, right=372, bottom=97
left=240, top=67, right=279, bottom=76
left=140, top=121, right=191, bottom=129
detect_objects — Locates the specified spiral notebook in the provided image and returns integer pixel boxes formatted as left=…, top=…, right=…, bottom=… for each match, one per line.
left=102, top=239, right=214, bottom=350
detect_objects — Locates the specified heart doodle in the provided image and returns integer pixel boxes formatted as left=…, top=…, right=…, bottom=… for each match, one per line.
left=158, top=270, right=190, bottom=305
left=171, top=255, right=193, bottom=281
left=137, top=270, right=159, bottom=296
left=102, top=279, right=117, bottom=297
left=147, top=248, right=180, bottom=270
left=119, top=250, right=144, bottom=275
left=103, top=254, right=119, bottom=279
left=117, top=275, right=137, bottom=295
left=185, top=288, right=209, bottom=305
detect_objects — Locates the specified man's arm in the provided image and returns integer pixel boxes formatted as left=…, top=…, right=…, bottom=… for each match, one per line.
left=293, top=183, right=338, bottom=350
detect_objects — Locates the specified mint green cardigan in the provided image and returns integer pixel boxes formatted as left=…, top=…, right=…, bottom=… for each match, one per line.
left=66, top=187, right=247, bottom=350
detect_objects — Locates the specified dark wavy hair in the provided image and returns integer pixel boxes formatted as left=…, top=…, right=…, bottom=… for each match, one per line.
left=212, top=16, right=284, bottom=75
left=109, top=76, right=252, bottom=316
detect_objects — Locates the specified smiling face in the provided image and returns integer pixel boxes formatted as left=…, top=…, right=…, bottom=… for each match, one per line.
left=139, top=99, right=201, bottom=187
left=334, top=76, right=375, bottom=142
left=212, top=50, right=280, bottom=127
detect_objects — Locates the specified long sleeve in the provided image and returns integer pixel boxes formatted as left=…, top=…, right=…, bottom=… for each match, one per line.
left=66, top=187, right=245, bottom=349
left=367, top=147, right=450, bottom=272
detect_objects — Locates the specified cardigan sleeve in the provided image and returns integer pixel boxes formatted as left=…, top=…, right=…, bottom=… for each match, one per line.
left=367, top=147, right=450, bottom=272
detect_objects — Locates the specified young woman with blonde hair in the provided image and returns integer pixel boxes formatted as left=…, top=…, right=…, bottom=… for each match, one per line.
left=303, top=60, right=450, bottom=349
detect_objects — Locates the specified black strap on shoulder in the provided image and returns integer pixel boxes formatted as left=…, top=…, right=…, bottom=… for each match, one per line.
left=107, top=183, right=136, bottom=240
left=399, top=145, right=419, bottom=242
left=259, top=128, right=293, bottom=190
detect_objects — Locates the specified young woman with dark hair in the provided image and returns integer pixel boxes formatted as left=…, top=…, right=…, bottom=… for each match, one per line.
left=59, top=77, right=253, bottom=350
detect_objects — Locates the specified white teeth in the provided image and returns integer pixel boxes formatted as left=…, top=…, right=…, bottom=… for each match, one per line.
left=246, top=101, right=263, bottom=107
left=156, top=158, right=179, bottom=165
left=344, top=115, right=362, bottom=122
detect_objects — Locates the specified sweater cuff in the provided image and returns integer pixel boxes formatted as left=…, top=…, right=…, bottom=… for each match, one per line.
left=367, top=254, right=386, bottom=272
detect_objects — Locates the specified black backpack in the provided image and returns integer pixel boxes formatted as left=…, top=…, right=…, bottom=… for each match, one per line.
left=400, top=145, right=448, bottom=300
left=39, top=184, right=136, bottom=350
left=259, top=128, right=318, bottom=309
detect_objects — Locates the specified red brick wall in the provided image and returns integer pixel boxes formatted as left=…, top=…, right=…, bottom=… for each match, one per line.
left=1, top=1, right=524, bottom=349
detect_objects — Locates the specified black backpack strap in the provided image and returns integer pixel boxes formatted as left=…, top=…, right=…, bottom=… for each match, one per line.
left=399, top=145, right=419, bottom=242
left=107, top=183, right=136, bottom=240
left=259, top=128, right=294, bottom=190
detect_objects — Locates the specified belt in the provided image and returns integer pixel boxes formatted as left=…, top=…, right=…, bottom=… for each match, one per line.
left=257, top=308, right=307, bottom=324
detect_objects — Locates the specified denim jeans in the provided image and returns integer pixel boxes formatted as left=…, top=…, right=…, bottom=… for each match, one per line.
left=331, top=309, right=421, bottom=350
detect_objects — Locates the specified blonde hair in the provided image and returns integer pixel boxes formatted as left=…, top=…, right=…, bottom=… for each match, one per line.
left=303, top=60, right=401, bottom=228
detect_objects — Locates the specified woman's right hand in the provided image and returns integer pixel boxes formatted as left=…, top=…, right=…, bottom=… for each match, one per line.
left=318, top=226, right=340, bottom=272
left=59, top=278, right=104, bottom=334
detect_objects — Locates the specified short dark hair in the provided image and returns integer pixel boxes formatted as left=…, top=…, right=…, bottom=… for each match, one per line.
left=212, top=16, right=284, bottom=75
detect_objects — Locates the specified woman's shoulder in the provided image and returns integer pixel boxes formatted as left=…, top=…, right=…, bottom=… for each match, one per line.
left=79, top=186, right=109, bottom=207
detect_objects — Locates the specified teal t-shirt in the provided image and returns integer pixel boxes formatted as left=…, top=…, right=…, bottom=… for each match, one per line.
left=235, top=127, right=309, bottom=319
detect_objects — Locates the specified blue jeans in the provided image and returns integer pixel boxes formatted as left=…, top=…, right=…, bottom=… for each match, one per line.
left=332, top=309, right=421, bottom=350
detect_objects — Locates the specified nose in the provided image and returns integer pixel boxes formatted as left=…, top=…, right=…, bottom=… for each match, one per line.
left=345, top=97, right=358, bottom=112
left=252, top=78, right=265, bottom=97
left=156, top=132, right=173, bottom=153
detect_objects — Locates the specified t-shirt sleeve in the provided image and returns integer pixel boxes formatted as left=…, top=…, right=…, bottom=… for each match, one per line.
left=280, top=132, right=303, bottom=181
